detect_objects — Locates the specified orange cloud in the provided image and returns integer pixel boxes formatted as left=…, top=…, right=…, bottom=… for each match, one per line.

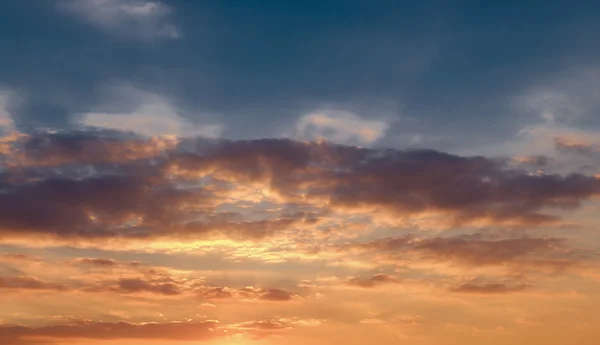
left=0, top=276, right=68, bottom=291
left=345, top=274, right=400, bottom=288
left=450, top=282, right=530, bottom=294
left=0, top=320, right=222, bottom=345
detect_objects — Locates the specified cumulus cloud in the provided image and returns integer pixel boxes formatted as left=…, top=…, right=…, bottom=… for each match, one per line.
left=293, top=109, right=391, bottom=145
left=58, top=0, right=181, bottom=41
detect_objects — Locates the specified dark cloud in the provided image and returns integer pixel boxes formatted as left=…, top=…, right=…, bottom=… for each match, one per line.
left=450, top=282, right=530, bottom=294
left=258, top=288, right=296, bottom=301
left=8, top=130, right=170, bottom=167
left=76, top=258, right=117, bottom=266
left=339, top=234, right=580, bottom=272
left=0, top=317, right=308, bottom=345
left=414, top=237, right=566, bottom=265
left=0, top=253, right=36, bottom=262
left=346, top=274, right=399, bottom=288
left=346, top=235, right=415, bottom=252
left=1, top=131, right=600, bottom=245
left=169, top=139, right=600, bottom=227
left=0, top=320, right=222, bottom=345
left=115, top=277, right=182, bottom=296
left=77, top=272, right=191, bottom=297
left=0, top=276, right=67, bottom=291
left=0, top=173, right=191, bottom=237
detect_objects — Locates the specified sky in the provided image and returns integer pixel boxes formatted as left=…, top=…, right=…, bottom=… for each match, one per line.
left=1, top=1, right=600, bottom=344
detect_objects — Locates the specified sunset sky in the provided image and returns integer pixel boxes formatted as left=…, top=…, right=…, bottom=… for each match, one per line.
left=1, top=1, right=600, bottom=344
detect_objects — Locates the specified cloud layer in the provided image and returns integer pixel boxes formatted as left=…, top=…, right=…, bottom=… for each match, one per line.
left=1, top=130, right=599, bottom=247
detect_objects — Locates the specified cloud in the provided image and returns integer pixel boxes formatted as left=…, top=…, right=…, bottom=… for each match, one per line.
left=1, top=130, right=600, bottom=248
left=3, top=130, right=177, bottom=169
left=520, top=67, right=600, bottom=125
left=75, top=258, right=117, bottom=266
left=225, top=318, right=322, bottom=340
left=58, top=0, right=181, bottom=41
left=0, top=254, right=37, bottom=262
left=77, top=85, right=224, bottom=138
left=0, top=276, right=67, bottom=291
left=492, top=121, right=600, bottom=176
left=450, top=282, right=530, bottom=294
left=0, top=90, right=16, bottom=131
left=293, top=109, right=391, bottom=145
left=258, top=288, right=296, bottom=301
left=511, top=155, right=552, bottom=169
left=466, top=66, right=600, bottom=182
left=229, top=319, right=291, bottom=331
left=168, top=140, right=600, bottom=228
left=0, top=320, right=222, bottom=345
left=114, top=277, right=182, bottom=295
left=0, top=260, right=301, bottom=301
left=337, top=234, right=582, bottom=276
left=346, top=274, right=399, bottom=288
left=0, top=166, right=311, bottom=243
left=198, top=286, right=299, bottom=302
left=0, top=317, right=316, bottom=344
left=79, top=109, right=223, bottom=139
left=554, top=136, right=600, bottom=158
left=413, top=237, right=567, bottom=266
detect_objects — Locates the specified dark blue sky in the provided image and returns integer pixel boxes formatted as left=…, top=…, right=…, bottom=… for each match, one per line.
left=1, top=0, right=599, bottom=151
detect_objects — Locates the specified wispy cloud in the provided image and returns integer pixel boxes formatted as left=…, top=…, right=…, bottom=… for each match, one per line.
left=0, top=89, right=16, bottom=131
left=58, top=0, right=181, bottom=41
left=292, top=109, right=392, bottom=145
left=77, top=84, right=224, bottom=138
